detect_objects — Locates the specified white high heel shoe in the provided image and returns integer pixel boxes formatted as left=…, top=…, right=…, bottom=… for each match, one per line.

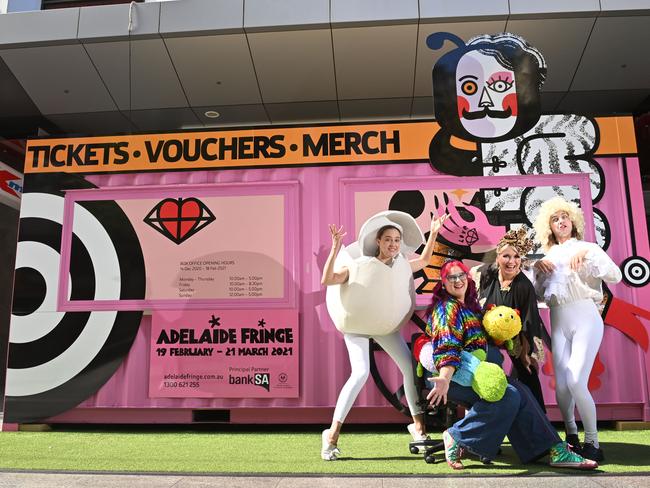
left=408, top=423, right=429, bottom=442
left=321, top=429, right=341, bottom=461
left=408, top=423, right=430, bottom=454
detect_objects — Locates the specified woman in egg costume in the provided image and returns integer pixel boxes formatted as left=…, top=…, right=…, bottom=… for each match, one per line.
left=533, top=197, right=622, bottom=462
left=320, top=210, right=447, bottom=461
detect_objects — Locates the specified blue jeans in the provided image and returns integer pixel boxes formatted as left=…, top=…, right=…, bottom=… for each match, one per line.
left=443, top=347, right=560, bottom=463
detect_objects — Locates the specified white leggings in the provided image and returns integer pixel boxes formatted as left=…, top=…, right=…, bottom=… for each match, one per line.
left=333, top=331, right=423, bottom=423
left=551, top=299, right=603, bottom=444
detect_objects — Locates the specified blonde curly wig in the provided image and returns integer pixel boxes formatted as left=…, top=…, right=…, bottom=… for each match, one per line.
left=533, top=197, right=585, bottom=252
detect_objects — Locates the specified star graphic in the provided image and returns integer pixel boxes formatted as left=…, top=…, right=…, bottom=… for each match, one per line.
left=258, top=318, right=266, bottom=327
left=208, top=315, right=221, bottom=328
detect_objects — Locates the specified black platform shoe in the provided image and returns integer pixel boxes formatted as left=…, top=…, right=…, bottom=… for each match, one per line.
left=566, top=434, right=582, bottom=452
left=580, top=442, right=604, bottom=463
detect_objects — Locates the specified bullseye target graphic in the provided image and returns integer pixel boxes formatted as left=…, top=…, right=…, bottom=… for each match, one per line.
left=5, top=174, right=145, bottom=423
left=621, top=256, right=650, bottom=288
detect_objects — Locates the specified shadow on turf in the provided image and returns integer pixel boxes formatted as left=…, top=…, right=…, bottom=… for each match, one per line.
left=337, top=457, right=415, bottom=462
left=431, top=441, right=650, bottom=473
left=342, top=441, right=650, bottom=473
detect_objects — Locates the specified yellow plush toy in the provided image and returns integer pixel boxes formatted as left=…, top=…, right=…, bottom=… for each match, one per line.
left=482, top=305, right=522, bottom=351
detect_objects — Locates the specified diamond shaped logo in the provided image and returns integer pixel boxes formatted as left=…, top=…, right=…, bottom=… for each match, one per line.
left=144, top=197, right=215, bottom=245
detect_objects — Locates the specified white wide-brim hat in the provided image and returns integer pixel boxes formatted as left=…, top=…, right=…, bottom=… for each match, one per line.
left=358, top=210, right=425, bottom=257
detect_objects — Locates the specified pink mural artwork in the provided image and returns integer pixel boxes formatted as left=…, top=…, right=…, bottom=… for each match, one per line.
left=433, top=192, right=506, bottom=248
left=5, top=123, right=650, bottom=425
left=604, top=297, right=650, bottom=351
left=4, top=28, right=649, bottom=427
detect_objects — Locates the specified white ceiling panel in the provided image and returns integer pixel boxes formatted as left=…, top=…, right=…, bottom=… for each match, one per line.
left=0, top=8, right=79, bottom=47
left=78, top=2, right=160, bottom=41
left=0, top=44, right=116, bottom=115
left=332, top=0, right=418, bottom=26
left=572, top=15, right=650, bottom=90
left=509, top=0, right=600, bottom=17
left=600, top=0, right=650, bottom=14
left=160, top=0, right=244, bottom=35
left=164, top=34, right=261, bottom=107
left=505, top=17, right=595, bottom=91
left=334, top=24, right=417, bottom=100
left=419, top=1, right=509, bottom=21
left=245, top=0, right=329, bottom=31
left=339, top=97, right=412, bottom=121
left=414, top=21, right=507, bottom=97
left=248, top=29, right=336, bottom=103
left=85, top=38, right=188, bottom=111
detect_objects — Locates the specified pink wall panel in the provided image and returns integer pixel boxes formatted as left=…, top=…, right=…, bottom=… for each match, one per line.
left=46, top=157, right=650, bottom=423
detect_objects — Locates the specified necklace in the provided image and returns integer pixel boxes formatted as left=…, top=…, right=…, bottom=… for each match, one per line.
left=498, top=270, right=516, bottom=292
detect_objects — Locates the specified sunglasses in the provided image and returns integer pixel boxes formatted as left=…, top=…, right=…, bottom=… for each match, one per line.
left=445, top=272, right=467, bottom=283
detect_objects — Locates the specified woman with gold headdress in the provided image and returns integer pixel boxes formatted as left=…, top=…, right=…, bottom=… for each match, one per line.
left=470, top=227, right=550, bottom=410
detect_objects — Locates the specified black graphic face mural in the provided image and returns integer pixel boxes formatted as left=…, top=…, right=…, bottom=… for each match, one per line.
left=429, top=32, right=546, bottom=143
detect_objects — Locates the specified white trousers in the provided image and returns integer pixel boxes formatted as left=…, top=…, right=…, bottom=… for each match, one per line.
left=333, top=331, right=422, bottom=423
left=550, top=299, right=603, bottom=443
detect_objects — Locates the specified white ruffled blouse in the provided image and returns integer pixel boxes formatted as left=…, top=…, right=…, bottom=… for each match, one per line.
left=536, top=238, right=622, bottom=307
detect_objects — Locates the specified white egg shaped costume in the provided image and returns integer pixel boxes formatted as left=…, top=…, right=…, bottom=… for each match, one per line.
left=326, top=211, right=425, bottom=336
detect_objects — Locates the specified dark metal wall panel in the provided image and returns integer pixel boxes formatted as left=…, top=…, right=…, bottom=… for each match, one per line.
left=571, top=15, right=650, bottom=91
left=333, top=24, right=417, bottom=100
left=0, top=44, right=117, bottom=114
left=165, top=34, right=262, bottom=107
left=248, top=29, right=336, bottom=103
left=506, top=17, right=595, bottom=92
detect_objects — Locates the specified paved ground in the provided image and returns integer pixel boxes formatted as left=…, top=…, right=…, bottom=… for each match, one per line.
left=1, top=472, right=650, bottom=488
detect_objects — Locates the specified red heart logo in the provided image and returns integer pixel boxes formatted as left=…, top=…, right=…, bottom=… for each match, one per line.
left=158, top=199, right=202, bottom=241
left=145, top=197, right=215, bottom=244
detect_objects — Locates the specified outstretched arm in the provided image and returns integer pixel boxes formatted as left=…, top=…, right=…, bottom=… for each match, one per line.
left=575, top=243, right=622, bottom=283
left=427, top=365, right=455, bottom=406
left=410, top=212, right=449, bottom=272
left=321, top=224, right=350, bottom=286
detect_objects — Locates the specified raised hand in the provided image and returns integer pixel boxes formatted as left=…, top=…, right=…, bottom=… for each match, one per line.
left=534, top=259, right=555, bottom=274
left=426, top=376, right=450, bottom=406
left=570, top=249, right=589, bottom=272
left=328, top=224, right=346, bottom=250
left=430, top=211, right=449, bottom=235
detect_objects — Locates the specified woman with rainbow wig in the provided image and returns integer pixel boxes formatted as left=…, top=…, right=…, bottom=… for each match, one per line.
left=424, top=260, right=597, bottom=470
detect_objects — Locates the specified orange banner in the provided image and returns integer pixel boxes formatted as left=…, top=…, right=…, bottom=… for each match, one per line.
left=24, top=117, right=636, bottom=174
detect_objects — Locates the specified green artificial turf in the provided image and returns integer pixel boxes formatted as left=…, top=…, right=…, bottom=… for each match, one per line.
left=1, top=426, right=649, bottom=475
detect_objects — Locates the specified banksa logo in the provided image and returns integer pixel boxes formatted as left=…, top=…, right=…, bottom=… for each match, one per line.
left=229, top=372, right=270, bottom=392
